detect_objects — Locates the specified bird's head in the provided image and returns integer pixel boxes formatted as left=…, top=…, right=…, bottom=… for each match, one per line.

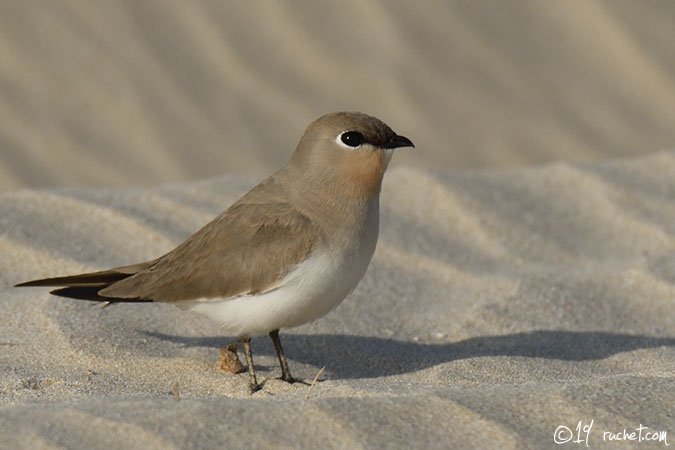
left=290, top=112, right=414, bottom=198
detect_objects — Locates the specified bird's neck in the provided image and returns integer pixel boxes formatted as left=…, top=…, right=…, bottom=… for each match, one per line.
left=283, top=162, right=384, bottom=241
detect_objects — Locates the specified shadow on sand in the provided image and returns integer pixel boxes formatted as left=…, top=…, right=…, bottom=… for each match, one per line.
left=143, top=330, right=675, bottom=379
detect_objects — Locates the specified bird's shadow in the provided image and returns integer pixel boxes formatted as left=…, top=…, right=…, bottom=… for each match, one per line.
left=142, top=330, right=675, bottom=379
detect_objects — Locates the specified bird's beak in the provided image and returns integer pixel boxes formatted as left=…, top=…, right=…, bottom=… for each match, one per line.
left=384, top=134, right=415, bottom=149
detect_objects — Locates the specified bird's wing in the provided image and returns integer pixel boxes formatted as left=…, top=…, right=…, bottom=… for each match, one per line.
left=97, top=200, right=321, bottom=302
left=16, top=171, right=321, bottom=303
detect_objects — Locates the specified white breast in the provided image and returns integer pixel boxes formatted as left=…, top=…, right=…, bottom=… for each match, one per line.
left=181, top=203, right=380, bottom=337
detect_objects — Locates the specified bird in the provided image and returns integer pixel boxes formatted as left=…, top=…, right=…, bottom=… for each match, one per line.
left=15, top=111, right=414, bottom=393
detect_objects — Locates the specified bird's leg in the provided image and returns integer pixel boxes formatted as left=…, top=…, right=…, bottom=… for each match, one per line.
left=269, top=329, right=296, bottom=383
left=240, top=337, right=261, bottom=393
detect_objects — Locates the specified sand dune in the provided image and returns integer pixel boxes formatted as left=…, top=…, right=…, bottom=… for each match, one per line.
left=1, top=152, right=673, bottom=448
left=2, top=1, right=675, bottom=191
left=1, top=2, right=674, bottom=448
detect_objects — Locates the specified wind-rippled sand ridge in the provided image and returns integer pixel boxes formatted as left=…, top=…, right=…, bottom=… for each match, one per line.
left=1, top=153, right=673, bottom=449
left=2, top=1, right=675, bottom=190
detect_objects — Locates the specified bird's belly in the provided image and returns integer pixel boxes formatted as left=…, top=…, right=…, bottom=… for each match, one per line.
left=181, top=246, right=374, bottom=337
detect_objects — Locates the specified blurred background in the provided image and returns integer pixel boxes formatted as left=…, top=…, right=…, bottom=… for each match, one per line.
left=1, top=0, right=674, bottom=191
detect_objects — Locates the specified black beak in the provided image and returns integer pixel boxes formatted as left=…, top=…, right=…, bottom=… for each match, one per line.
left=385, top=134, right=415, bottom=149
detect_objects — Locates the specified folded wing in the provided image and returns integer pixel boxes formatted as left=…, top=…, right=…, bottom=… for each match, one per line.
left=100, top=201, right=320, bottom=302
left=17, top=200, right=320, bottom=304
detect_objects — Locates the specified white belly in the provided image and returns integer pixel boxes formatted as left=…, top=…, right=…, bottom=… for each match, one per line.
left=181, top=241, right=376, bottom=337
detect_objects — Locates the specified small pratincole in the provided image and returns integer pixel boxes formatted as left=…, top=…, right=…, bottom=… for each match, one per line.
left=16, top=111, right=414, bottom=392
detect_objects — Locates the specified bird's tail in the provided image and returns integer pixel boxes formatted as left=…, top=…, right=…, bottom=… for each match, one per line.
left=15, top=262, right=153, bottom=302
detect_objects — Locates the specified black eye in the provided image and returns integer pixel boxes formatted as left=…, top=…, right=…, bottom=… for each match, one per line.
left=340, top=131, right=364, bottom=148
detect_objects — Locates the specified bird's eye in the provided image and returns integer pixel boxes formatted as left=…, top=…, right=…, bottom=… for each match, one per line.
left=339, top=131, right=364, bottom=148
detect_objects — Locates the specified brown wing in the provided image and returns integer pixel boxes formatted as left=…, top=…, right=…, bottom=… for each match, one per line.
left=98, top=201, right=320, bottom=302
left=17, top=171, right=320, bottom=303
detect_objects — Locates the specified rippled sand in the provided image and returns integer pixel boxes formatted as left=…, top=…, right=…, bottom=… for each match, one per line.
left=1, top=153, right=673, bottom=448
left=2, top=2, right=674, bottom=447
left=2, top=1, right=675, bottom=191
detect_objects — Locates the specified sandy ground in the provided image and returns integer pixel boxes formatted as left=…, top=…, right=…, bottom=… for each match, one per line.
left=1, top=1, right=675, bottom=449
left=2, top=1, right=675, bottom=191
left=1, top=152, right=674, bottom=449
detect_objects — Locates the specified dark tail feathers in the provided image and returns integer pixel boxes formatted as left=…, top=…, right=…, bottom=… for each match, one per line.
left=15, top=264, right=152, bottom=303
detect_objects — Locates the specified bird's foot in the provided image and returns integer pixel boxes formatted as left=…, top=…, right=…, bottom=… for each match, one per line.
left=279, top=374, right=312, bottom=386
